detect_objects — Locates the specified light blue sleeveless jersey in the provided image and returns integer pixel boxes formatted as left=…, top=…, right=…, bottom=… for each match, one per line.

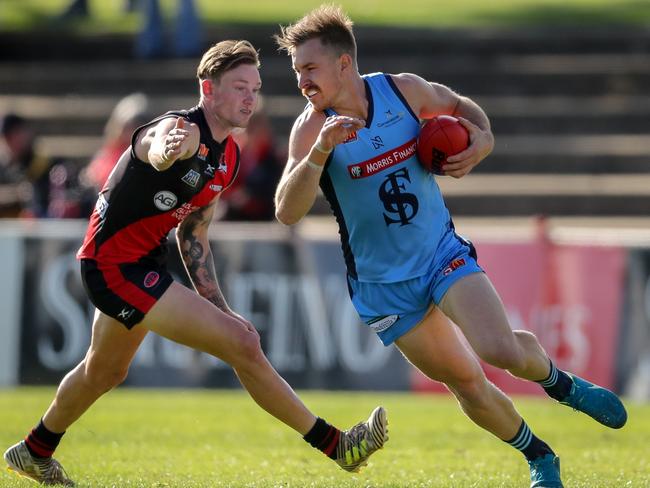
left=321, top=72, right=452, bottom=283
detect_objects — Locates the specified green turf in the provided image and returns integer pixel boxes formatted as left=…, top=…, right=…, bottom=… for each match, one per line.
left=0, top=387, right=648, bottom=487
left=2, top=0, right=650, bottom=32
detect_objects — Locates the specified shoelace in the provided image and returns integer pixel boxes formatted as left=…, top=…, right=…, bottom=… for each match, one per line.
left=33, top=457, right=73, bottom=486
left=338, top=421, right=372, bottom=462
left=529, top=457, right=558, bottom=481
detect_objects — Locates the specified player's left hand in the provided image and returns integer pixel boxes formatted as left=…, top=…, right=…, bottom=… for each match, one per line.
left=443, top=117, right=494, bottom=179
left=228, top=310, right=259, bottom=334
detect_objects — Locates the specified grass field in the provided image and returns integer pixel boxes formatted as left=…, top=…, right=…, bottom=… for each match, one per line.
left=0, top=388, right=648, bottom=487
left=3, top=0, right=650, bottom=32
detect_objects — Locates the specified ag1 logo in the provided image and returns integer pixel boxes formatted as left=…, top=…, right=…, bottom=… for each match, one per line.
left=153, top=191, right=178, bottom=211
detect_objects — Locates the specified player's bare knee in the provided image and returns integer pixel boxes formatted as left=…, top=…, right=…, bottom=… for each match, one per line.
left=84, top=359, right=129, bottom=393
left=230, top=329, right=264, bottom=369
left=447, top=371, right=491, bottom=407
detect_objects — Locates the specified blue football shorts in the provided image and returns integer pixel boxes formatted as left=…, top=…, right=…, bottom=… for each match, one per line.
left=347, top=229, right=483, bottom=346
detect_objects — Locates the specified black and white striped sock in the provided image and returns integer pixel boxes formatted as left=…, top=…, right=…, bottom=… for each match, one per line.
left=504, top=420, right=554, bottom=461
left=537, top=360, right=573, bottom=401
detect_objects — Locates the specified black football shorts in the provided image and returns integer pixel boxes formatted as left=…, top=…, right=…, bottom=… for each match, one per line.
left=80, top=258, right=174, bottom=328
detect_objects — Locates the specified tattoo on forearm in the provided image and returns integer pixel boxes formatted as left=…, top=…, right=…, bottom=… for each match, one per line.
left=179, top=216, right=228, bottom=310
left=189, top=240, right=203, bottom=261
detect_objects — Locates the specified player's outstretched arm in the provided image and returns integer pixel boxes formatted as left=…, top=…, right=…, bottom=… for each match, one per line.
left=275, top=109, right=363, bottom=225
left=135, top=116, right=200, bottom=171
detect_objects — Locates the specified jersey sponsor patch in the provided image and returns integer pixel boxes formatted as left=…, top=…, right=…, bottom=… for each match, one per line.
left=347, top=137, right=417, bottom=179
left=443, top=258, right=466, bottom=276
left=153, top=191, right=178, bottom=211
left=198, top=143, right=209, bottom=160
left=143, top=271, right=160, bottom=288
left=367, top=314, right=400, bottom=333
left=172, top=202, right=199, bottom=221
left=343, top=131, right=358, bottom=143
left=377, top=109, right=405, bottom=128
left=181, top=169, right=201, bottom=187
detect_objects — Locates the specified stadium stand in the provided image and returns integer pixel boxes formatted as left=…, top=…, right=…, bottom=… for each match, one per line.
left=0, top=25, right=648, bottom=217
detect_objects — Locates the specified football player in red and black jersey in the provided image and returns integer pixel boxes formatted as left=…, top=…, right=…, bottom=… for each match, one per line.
left=3, top=40, right=387, bottom=486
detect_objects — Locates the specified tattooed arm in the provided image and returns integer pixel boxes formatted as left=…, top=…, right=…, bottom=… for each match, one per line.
left=176, top=199, right=232, bottom=313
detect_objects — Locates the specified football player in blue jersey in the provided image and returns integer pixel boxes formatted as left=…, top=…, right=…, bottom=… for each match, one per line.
left=275, top=5, right=627, bottom=488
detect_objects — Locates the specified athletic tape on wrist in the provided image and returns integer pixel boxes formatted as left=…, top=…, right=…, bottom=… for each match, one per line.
left=313, top=141, right=332, bottom=154
left=305, top=160, right=324, bottom=171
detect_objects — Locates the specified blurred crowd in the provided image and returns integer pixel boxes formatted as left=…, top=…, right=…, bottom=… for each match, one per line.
left=0, top=94, right=284, bottom=222
left=0, top=112, right=94, bottom=219
left=59, top=0, right=203, bottom=59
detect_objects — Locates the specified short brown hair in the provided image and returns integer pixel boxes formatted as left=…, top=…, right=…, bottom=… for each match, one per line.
left=274, top=4, right=356, bottom=59
left=197, top=40, right=260, bottom=82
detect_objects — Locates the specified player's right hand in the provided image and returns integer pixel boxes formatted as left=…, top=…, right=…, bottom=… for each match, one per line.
left=162, top=117, right=190, bottom=163
left=315, top=115, right=365, bottom=152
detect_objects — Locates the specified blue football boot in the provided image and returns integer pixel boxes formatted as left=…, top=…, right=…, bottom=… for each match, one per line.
left=560, top=373, right=627, bottom=429
left=528, top=454, right=563, bottom=488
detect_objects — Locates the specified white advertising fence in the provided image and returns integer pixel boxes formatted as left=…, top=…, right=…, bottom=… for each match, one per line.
left=0, top=220, right=406, bottom=390
left=1, top=218, right=649, bottom=398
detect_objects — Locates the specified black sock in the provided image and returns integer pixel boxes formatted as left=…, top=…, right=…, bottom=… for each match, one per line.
left=504, top=420, right=555, bottom=461
left=303, top=418, right=341, bottom=459
left=537, top=360, right=573, bottom=401
left=24, top=419, right=65, bottom=458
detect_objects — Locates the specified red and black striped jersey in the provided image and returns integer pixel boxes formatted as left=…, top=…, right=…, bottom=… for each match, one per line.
left=77, top=106, right=239, bottom=265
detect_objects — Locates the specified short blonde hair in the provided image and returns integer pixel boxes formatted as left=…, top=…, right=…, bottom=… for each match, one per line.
left=197, top=40, right=260, bottom=82
left=274, top=4, right=356, bottom=59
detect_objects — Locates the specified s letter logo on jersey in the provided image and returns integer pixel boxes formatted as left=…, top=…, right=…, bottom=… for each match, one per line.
left=379, top=167, right=419, bottom=226
left=143, top=271, right=160, bottom=288
left=181, top=169, right=200, bottom=187
left=198, top=144, right=209, bottom=161
left=367, top=314, right=399, bottom=333
left=153, top=191, right=178, bottom=211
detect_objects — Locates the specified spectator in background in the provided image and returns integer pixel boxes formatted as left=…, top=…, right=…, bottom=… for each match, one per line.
left=0, top=113, right=53, bottom=218
left=58, top=0, right=138, bottom=20
left=57, top=0, right=88, bottom=20
left=81, top=92, right=151, bottom=192
left=136, top=0, right=203, bottom=58
left=58, top=1, right=201, bottom=57
left=222, top=101, right=284, bottom=221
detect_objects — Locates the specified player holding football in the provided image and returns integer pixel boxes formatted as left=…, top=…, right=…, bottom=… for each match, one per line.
left=274, top=6, right=627, bottom=488
left=3, top=40, right=388, bottom=486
